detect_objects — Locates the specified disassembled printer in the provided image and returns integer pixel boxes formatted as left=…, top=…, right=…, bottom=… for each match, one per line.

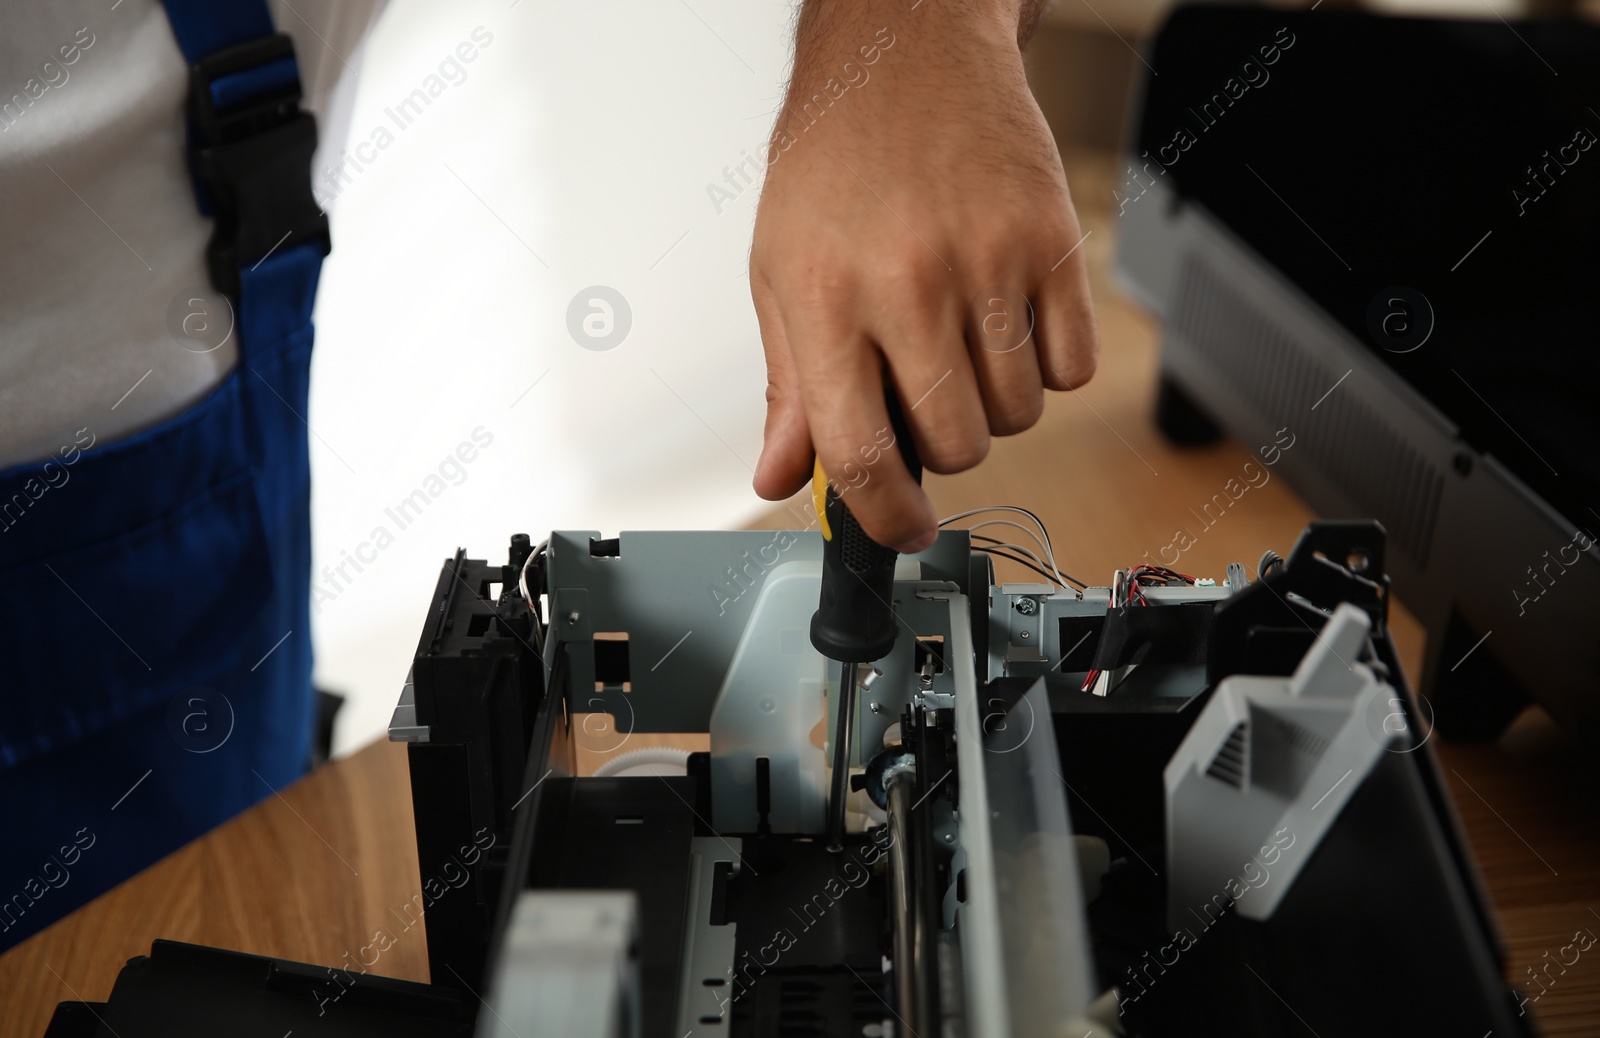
left=45, top=519, right=1533, bottom=1037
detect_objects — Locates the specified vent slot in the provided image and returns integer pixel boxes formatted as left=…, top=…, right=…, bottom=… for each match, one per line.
left=1169, top=255, right=1444, bottom=570
left=1206, top=721, right=1250, bottom=790
left=1275, top=716, right=1330, bottom=759
left=1251, top=711, right=1335, bottom=798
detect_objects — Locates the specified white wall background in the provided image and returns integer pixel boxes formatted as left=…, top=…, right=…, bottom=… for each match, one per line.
left=309, top=0, right=797, bottom=755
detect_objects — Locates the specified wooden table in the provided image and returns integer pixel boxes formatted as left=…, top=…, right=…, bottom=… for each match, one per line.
left=4, top=151, right=1597, bottom=1035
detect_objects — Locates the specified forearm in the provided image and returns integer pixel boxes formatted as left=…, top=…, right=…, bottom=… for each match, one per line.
left=791, top=0, right=1047, bottom=63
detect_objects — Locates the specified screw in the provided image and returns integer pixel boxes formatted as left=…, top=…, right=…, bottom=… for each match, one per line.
left=943, top=832, right=955, bottom=844
left=566, top=610, right=579, bottom=625
left=1014, top=596, right=1038, bottom=615
left=1020, top=630, right=1030, bottom=640
left=870, top=702, right=882, bottom=714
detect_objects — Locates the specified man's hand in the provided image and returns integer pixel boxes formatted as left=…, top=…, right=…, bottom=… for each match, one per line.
left=750, top=0, right=1098, bottom=553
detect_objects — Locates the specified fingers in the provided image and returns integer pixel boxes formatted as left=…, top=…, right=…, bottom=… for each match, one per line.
left=874, top=272, right=989, bottom=476
left=965, top=286, right=1045, bottom=436
left=1034, top=219, right=1100, bottom=392
left=751, top=274, right=815, bottom=501
left=782, top=301, right=937, bottom=553
left=887, top=340, right=989, bottom=476
left=749, top=202, right=1098, bottom=552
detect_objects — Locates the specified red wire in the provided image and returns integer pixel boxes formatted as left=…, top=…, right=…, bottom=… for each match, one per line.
left=1078, top=564, right=1198, bottom=692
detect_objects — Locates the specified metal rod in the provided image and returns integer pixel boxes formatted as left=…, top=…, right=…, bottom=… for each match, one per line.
left=908, top=707, right=942, bottom=1030
left=886, top=771, right=920, bottom=1036
left=826, top=661, right=858, bottom=851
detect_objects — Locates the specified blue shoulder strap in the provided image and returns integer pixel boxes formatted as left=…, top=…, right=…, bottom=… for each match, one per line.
left=156, top=0, right=330, bottom=305
left=156, top=0, right=277, bottom=67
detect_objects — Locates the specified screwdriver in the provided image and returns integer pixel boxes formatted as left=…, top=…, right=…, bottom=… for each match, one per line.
left=810, top=389, right=922, bottom=851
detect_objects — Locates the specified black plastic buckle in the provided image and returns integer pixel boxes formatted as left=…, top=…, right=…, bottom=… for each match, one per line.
left=188, top=33, right=330, bottom=300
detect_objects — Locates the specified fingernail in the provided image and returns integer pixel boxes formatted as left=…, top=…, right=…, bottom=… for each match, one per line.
left=894, top=529, right=938, bottom=555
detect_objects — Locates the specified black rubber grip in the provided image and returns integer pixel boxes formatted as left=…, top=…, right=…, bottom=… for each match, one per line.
left=810, top=387, right=923, bottom=663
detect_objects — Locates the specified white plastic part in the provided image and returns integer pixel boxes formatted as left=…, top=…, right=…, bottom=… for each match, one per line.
left=708, top=561, right=828, bottom=834
left=478, top=891, right=638, bottom=1038
left=592, top=747, right=691, bottom=778
left=1164, top=603, right=1392, bottom=930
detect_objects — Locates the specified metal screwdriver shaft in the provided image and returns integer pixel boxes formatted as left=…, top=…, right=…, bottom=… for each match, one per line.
left=826, top=661, right=859, bottom=851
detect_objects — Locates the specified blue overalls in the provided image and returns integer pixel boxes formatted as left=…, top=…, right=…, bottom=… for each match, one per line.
left=0, top=0, right=329, bottom=951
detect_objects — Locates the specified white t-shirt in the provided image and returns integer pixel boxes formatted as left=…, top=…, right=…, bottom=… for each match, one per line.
left=0, top=0, right=382, bottom=468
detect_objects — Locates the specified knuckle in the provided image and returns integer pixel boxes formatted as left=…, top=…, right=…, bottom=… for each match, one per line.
left=965, top=238, right=1017, bottom=285
left=920, top=430, right=990, bottom=474
left=879, top=248, right=947, bottom=302
left=792, top=270, right=854, bottom=315
left=988, top=391, right=1044, bottom=436
left=1038, top=214, right=1079, bottom=246
left=764, top=241, right=855, bottom=314
left=816, top=435, right=875, bottom=485
left=1034, top=220, right=1083, bottom=269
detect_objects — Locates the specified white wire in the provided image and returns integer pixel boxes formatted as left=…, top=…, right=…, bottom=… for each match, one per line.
left=939, top=508, right=1068, bottom=586
left=939, top=505, right=1057, bottom=557
left=976, top=542, right=1063, bottom=587
left=520, top=538, right=548, bottom=617
left=963, top=519, right=1067, bottom=586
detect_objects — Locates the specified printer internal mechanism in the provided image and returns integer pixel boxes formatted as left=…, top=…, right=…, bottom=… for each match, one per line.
left=384, top=518, right=1529, bottom=1038
left=45, top=519, right=1530, bottom=1036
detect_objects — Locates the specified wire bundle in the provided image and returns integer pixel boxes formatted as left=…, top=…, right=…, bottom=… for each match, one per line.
left=1120, top=563, right=1196, bottom=606
left=1080, top=563, right=1196, bottom=692
left=937, top=506, right=1086, bottom=591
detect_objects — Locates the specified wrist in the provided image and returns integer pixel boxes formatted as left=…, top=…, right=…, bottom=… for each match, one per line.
left=774, top=2, right=1028, bottom=146
left=792, top=0, right=1025, bottom=64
